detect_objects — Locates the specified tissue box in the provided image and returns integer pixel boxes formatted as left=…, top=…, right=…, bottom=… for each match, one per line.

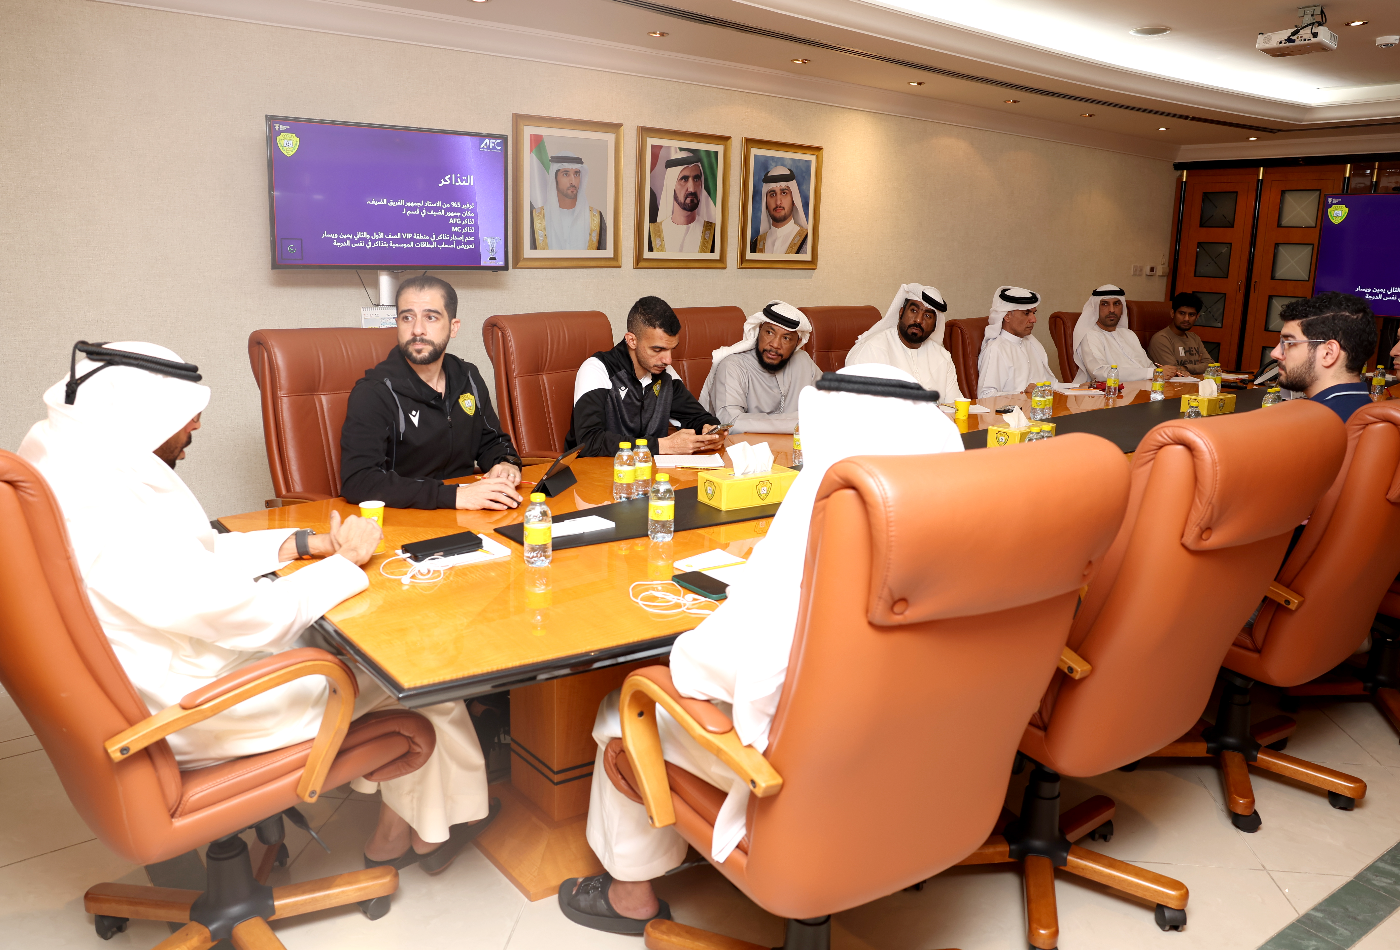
left=987, top=422, right=1056, bottom=447
left=1180, top=393, right=1236, bottom=416
left=697, top=465, right=798, bottom=510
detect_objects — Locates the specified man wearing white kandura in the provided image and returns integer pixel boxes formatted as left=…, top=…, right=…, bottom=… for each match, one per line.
left=698, top=300, right=821, bottom=434
left=977, top=285, right=1057, bottom=397
left=19, top=341, right=498, bottom=876
left=556, top=363, right=965, bottom=935
left=845, top=283, right=963, bottom=401
left=1071, top=284, right=1164, bottom=384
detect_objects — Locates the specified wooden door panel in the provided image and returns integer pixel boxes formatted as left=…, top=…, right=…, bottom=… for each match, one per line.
left=1173, top=169, right=1259, bottom=370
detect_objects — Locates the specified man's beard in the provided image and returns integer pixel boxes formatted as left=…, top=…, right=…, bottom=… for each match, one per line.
left=899, top=322, right=928, bottom=347
left=674, top=190, right=700, bottom=213
left=154, top=430, right=192, bottom=469
left=1277, top=354, right=1317, bottom=393
left=754, top=345, right=793, bottom=374
left=768, top=203, right=791, bottom=227
left=401, top=337, right=448, bottom=366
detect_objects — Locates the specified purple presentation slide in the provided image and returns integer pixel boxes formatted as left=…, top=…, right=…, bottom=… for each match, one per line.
left=266, top=116, right=507, bottom=269
left=1315, top=193, right=1400, bottom=316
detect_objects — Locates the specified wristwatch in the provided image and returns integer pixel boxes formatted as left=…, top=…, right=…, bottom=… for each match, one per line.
left=294, top=528, right=317, bottom=558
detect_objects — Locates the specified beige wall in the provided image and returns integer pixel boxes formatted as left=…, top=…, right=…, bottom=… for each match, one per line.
left=0, top=0, right=1178, bottom=516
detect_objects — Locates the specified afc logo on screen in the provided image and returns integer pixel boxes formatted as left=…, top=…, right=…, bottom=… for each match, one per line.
left=479, top=139, right=503, bottom=151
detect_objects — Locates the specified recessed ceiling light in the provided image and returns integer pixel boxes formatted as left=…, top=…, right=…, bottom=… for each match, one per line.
left=909, top=81, right=925, bottom=86
left=1004, top=98, right=1020, bottom=104
left=1347, top=20, right=1369, bottom=26
left=648, top=31, right=667, bottom=37
left=1249, top=136, right=1259, bottom=140
left=1080, top=113, right=1096, bottom=118
left=792, top=58, right=810, bottom=64
left=1129, top=26, right=1171, bottom=37
left=1158, top=127, right=1169, bottom=131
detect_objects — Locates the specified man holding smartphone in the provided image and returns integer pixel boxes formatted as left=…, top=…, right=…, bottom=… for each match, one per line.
left=698, top=300, right=820, bottom=434
left=567, top=296, right=724, bottom=456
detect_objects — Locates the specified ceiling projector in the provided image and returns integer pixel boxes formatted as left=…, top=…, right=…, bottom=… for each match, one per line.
left=1256, top=23, right=1338, bottom=56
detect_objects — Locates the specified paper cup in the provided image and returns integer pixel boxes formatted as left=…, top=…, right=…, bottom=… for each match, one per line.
left=954, top=398, right=971, bottom=419
left=358, top=501, right=386, bottom=553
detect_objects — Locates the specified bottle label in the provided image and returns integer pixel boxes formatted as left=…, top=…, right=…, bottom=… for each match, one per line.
left=634, top=462, right=652, bottom=481
left=614, top=466, right=635, bottom=484
left=1032, top=396, right=1052, bottom=409
left=649, top=500, right=674, bottom=521
left=524, top=524, right=551, bottom=545
left=793, top=434, right=801, bottom=450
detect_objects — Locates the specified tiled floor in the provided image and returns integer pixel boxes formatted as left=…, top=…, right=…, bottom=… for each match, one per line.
left=3, top=684, right=1399, bottom=950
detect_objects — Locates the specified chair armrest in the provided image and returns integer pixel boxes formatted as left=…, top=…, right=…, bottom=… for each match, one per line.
left=104, top=648, right=358, bottom=804
left=1266, top=581, right=1303, bottom=611
left=618, top=666, right=782, bottom=830
left=1058, top=645, right=1092, bottom=680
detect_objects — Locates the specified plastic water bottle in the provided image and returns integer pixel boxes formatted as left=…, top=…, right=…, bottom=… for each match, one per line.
left=632, top=439, right=653, bottom=498
left=1372, top=367, right=1387, bottom=401
left=1262, top=386, right=1283, bottom=407
left=1150, top=366, right=1166, bottom=402
left=1025, top=425, right=1041, bottom=443
left=1185, top=397, right=1202, bottom=419
left=648, top=474, right=674, bottom=541
left=1031, top=381, right=1052, bottom=421
left=792, top=423, right=803, bottom=468
left=1206, top=363, right=1223, bottom=388
left=1105, top=364, right=1120, bottom=396
left=613, top=442, right=635, bottom=501
left=523, top=493, right=552, bottom=565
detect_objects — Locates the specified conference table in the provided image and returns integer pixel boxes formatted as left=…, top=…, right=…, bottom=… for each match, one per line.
left=216, top=376, right=1262, bottom=900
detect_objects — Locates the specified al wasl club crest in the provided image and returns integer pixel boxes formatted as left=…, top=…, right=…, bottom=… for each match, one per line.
left=276, top=132, right=300, bottom=157
left=994, top=429, right=1012, bottom=446
left=652, top=381, right=660, bottom=396
left=459, top=393, right=476, bottom=415
left=1327, top=204, right=1349, bottom=225
left=755, top=480, right=773, bottom=501
left=704, top=481, right=716, bottom=500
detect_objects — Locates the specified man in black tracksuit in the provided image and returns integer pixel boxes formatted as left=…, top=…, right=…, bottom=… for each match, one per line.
left=340, top=276, right=524, bottom=510
left=566, top=296, right=723, bottom=458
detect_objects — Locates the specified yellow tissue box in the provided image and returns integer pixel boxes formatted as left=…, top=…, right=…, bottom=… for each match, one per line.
left=987, top=422, right=1056, bottom=447
left=1180, top=393, right=1237, bottom=416
left=697, top=465, right=798, bottom=510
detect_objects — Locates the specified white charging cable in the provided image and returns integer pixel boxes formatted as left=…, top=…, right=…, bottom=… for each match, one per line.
left=629, top=581, right=720, bottom=618
left=380, top=552, right=449, bottom=585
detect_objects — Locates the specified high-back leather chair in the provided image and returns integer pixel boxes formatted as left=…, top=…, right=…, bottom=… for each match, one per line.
left=1128, top=299, right=1173, bottom=351
left=248, top=328, right=398, bottom=505
left=963, top=401, right=1346, bottom=949
left=798, top=305, right=880, bottom=372
left=0, top=449, right=436, bottom=947
left=671, top=306, right=746, bottom=398
left=943, top=316, right=987, bottom=397
left=1158, top=401, right=1400, bottom=831
left=482, top=311, right=613, bottom=458
left=1048, top=311, right=1078, bottom=382
left=603, top=436, right=1130, bottom=950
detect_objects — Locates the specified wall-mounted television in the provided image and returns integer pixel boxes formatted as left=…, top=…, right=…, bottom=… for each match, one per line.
left=1315, top=193, right=1399, bottom=316
left=266, top=115, right=508, bottom=270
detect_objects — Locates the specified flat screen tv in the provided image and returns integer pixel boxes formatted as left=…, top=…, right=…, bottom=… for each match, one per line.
left=266, top=116, right=507, bottom=270
left=1315, top=193, right=1400, bottom=316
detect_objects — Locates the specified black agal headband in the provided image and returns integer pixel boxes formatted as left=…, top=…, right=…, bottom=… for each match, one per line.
left=815, top=372, right=940, bottom=403
left=665, top=152, right=702, bottom=169
left=65, top=341, right=202, bottom=405
left=1092, top=286, right=1126, bottom=297
left=998, top=289, right=1039, bottom=306
left=762, top=304, right=801, bottom=330
left=918, top=290, right=948, bottom=313
left=762, top=169, right=796, bottom=184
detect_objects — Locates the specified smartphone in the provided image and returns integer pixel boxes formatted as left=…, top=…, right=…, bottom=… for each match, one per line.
left=709, top=424, right=734, bottom=438
left=402, top=530, right=483, bottom=563
left=673, top=570, right=729, bottom=601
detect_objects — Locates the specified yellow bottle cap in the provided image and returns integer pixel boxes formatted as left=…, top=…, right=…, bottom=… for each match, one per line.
left=637, top=438, right=648, bottom=445
left=657, top=473, right=669, bottom=481
left=530, top=493, right=545, bottom=502
left=619, top=442, right=632, bottom=449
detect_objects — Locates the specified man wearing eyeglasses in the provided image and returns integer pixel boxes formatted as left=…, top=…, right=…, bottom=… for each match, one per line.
left=1271, top=292, right=1378, bottom=422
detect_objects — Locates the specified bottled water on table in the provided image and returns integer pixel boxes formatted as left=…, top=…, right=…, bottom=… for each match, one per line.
left=1372, top=368, right=1387, bottom=401
left=632, top=438, right=653, bottom=498
left=1205, top=363, right=1223, bottom=387
left=1185, top=398, right=1202, bottom=419
left=1150, top=366, right=1166, bottom=402
left=792, top=423, right=803, bottom=467
left=1262, top=386, right=1282, bottom=407
left=1031, top=381, right=1053, bottom=421
left=523, top=492, right=552, bottom=566
left=613, top=442, right=635, bottom=502
left=1105, top=364, right=1120, bottom=396
left=648, top=474, right=674, bottom=542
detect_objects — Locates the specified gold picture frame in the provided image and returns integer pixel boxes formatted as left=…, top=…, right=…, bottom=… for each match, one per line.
left=511, top=114, right=622, bottom=268
left=738, top=137, right=822, bottom=270
left=634, top=127, right=731, bottom=269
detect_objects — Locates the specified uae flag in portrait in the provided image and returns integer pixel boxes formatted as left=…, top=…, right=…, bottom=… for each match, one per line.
left=529, top=135, right=552, bottom=213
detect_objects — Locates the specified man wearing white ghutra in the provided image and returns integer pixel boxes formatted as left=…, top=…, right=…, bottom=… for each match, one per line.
left=751, top=165, right=809, bottom=255
left=648, top=147, right=717, bottom=254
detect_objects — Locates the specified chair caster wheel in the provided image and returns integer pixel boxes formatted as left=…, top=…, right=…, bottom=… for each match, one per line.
left=273, top=842, right=290, bottom=868
left=1279, top=695, right=1301, bottom=713
left=1087, top=820, right=1114, bottom=842
left=94, top=915, right=129, bottom=940
left=1267, top=738, right=1288, bottom=752
left=1328, top=792, right=1356, bottom=811
left=903, top=879, right=926, bottom=892
left=359, top=896, right=392, bottom=920
left=1231, top=810, right=1262, bottom=833
left=1118, top=760, right=1139, bottom=772
left=1155, top=904, right=1187, bottom=932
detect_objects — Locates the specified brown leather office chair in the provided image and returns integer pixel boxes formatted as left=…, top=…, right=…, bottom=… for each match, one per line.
left=248, top=327, right=398, bottom=505
left=962, top=401, right=1346, bottom=949
left=0, top=449, right=436, bottom=948
left=798, top=305, right=880, bottom=372
left=1127, top=299, right=1173, bottom=351
left=1153, top=401, right=1400, bottom=830
left=482, top=311, right=614, bottom=458
left=1047, top=312, right=1078, bottom=382
left=671, top=306, right=747, bottom=397
left=942, top=316, right=987, bottom=397
left=603, top=436, right=1131, bottom=950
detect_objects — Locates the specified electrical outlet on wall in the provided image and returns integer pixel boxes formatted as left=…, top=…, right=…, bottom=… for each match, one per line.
left=1131, top=264, right=1145, bottom=276
left=1146, top=264, right=1161, bottom=276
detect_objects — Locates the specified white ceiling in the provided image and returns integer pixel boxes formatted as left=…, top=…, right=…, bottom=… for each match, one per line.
left=100, top=0, right=1400, bottom=161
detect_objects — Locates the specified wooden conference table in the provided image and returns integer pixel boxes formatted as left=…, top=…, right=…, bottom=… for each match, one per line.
left=216, top=377, right=1258, bottom=900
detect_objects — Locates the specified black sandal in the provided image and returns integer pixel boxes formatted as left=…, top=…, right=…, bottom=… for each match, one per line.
left=557, top=872, right=672, bottom=934
left=419, top=797, right=502, bottom=875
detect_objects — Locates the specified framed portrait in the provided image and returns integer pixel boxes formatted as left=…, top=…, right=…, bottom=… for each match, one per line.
left=634, top=127, right=731, bottom=269
left=511, top=114, right=622, bottom=268
left=738, top=138, right=822, bottom=270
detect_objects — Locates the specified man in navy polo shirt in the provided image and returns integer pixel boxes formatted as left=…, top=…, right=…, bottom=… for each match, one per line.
left=1271, top=293, right=1378, bottom=422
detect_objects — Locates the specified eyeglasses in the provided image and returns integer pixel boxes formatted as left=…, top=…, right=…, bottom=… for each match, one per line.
left=1277, top=339, right=1327, bottom=354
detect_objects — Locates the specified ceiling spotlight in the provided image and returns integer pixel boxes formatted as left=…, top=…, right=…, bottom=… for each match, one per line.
left=1158, top=127, right=1169, bottom=131
left=648, top=30, right=668, bottom=37
left=1347, top=20, right=1369, bottom=26
left=1249, top=136, right=1259, bottom=140
left=1004, top=98, right=1020, bottom=104
left=792, top=57, right=810, bottom=64
left=909, top=81, right=925, bottom=86
left=1080, top=113, right=1096, bottom=117
left=1129, top=26, right=1171, bottom=36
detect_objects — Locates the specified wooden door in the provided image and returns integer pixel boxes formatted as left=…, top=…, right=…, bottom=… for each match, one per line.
left=1239, top=166, right=1346, bottom=374
left=1173, top=168, right=1259, bottom=370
